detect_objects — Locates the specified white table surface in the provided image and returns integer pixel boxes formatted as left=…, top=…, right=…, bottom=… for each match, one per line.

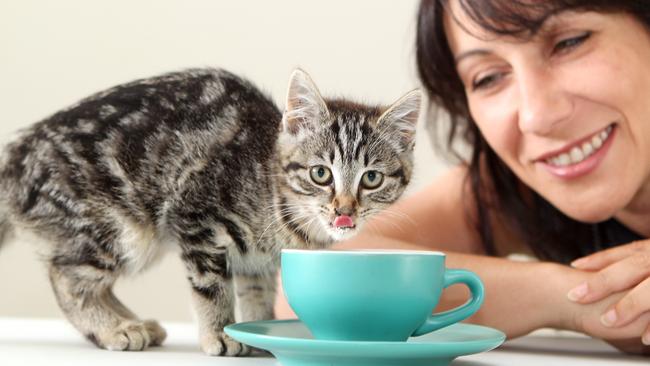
left=0, top=317, right=647, bottom=365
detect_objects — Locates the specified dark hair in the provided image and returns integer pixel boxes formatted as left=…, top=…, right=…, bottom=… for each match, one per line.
left=416, top=0, right=650, bottom=263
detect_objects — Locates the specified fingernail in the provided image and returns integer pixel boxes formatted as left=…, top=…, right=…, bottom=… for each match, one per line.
left=571, top=258, right=587, bottom=268
left=567, top=282, right=589, bottom=302
left=601, top=309, right=618, bottom=327
left=643, top=334, right=650, bottom=346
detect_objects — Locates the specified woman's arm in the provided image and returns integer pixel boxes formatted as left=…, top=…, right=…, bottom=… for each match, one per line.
left=310, top=232, right=650, bottom=344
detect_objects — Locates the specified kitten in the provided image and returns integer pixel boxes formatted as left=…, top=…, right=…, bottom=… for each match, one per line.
left=0, top=68, right=420, bottom=355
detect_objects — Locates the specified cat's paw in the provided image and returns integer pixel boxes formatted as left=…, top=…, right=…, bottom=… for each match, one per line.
left=200, top=331, right=250, bottom=356
left=97, top=320, right=167, bottom=351
left=143, top=319, right=167, bottom=346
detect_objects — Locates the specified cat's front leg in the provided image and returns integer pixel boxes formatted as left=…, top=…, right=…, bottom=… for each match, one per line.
left=234, top=272, right=277, bottom=323
left=181, top=247, right=249, bottom=356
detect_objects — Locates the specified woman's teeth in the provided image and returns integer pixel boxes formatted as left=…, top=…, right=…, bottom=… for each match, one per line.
left=546, top=125, right=613, bottom=167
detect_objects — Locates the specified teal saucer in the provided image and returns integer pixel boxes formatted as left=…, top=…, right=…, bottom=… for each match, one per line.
left=225, top=319, right=505, bottom=366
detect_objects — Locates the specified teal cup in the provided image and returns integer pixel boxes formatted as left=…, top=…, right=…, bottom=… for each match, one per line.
left=281, top=249, right=484, bottom=342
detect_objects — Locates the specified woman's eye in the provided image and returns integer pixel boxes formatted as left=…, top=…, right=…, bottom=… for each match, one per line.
left=361, top=170, right=384, bottom=189
left=310, top=165, right=333, bottom=185
left=472, top=72, right=504, bottom=91
left=552, top=32, right=591, bottom=54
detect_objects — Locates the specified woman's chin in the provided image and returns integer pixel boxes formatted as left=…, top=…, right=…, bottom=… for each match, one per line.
left=538, top=182, right=633, bottom=224
left=553, top=200, right=621, bottom=224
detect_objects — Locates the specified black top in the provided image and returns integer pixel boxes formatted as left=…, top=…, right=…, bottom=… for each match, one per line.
left=593, top=219, right=644, bottom=251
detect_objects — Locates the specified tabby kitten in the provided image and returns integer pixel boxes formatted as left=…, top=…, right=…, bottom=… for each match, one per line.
left=0, top=68, right=420, bottom=355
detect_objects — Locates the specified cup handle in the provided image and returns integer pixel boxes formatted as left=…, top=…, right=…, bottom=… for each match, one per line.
left=411, top=269, right=484, bottom=336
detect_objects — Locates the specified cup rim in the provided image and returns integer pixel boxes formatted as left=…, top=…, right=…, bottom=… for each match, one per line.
left=281, top=248, right=445, bottom=256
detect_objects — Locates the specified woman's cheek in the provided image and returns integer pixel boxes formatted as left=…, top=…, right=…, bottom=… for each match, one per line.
left=470, top=89, right=520, bottom=159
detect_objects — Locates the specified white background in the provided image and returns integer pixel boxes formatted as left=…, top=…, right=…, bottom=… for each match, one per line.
left=0, top=0, right=450, bottom=321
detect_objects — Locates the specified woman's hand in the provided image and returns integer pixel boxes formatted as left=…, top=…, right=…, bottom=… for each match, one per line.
left=567, top=240, right=650, bottom=345
left=572, top=288, right=650, bottom=349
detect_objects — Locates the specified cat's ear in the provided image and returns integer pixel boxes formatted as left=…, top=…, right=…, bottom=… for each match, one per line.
left=282, top=68, right=329, bottom=135
left=375, top=89, right=421, bottom=152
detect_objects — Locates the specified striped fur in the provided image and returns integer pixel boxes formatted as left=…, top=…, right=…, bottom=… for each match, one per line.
left=0, top=67, right=420, bottom=355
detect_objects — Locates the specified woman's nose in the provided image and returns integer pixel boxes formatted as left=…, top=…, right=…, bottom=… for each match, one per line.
left=517, top=66, right=573, bottom=135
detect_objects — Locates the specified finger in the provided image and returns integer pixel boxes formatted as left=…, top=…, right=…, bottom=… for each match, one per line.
left=571, top=241, right=649, bottom=270
left=644, top=324, right=650, bottom=346
left=568, top=255, right=650, bottom=303
left=601, top=277, right=650, bottom=328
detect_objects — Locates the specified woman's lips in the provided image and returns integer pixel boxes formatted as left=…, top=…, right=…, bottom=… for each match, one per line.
left=534, top=124, right=614, bottom=165
left=537, top=125, right=616, bottom=179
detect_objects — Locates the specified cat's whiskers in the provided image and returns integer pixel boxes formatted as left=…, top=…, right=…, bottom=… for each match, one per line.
left=255, top=204, right=313, bottom=244
left=275, top=210, right=315, bottom=232
left=377, top=207, right=416, bottom=226
left=255, top=211, right=290, bottom=245
left=363, top=219, right=384, bottom=236
left=365, top=214, right=404, bottom=234
left=264, top=201, right=312, bottom=210
left=270, top=209, right=318, bottom=239
left=296, top=216, right=319, bottom=239
left=362, top=206, right=414, bottom=224
left=361, top=208, right=408, bottom=233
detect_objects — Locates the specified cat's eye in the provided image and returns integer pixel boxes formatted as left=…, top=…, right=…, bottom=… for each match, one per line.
left=361, top=170, right=383, bottom=189
left=310, top=165, right=333, bottom=185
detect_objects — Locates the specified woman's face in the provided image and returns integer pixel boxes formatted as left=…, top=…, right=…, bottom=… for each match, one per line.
left=445, top=4, right=650, bottom=223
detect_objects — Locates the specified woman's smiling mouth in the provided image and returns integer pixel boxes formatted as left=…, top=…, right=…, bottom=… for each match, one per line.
left=543, top=124, right=614, bottom=166
left=535, top=124, right=617, bottom=179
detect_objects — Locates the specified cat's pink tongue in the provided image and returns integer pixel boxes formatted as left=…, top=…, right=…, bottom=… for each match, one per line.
left=333, top=215, right=355, bottom=228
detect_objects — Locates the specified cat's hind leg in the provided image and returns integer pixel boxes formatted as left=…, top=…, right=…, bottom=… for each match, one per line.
left=49, top=261, right=167, bottom=351
left=104, top=289, right=168, bottom=347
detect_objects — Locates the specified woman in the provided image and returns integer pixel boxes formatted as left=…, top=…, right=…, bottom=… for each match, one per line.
left=276, top=0, right=650, bottom=354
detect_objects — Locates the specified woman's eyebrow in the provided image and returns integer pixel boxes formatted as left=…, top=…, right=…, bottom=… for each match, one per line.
left=454, top=17, right=569, bottom=66
left=534, top=11, right=579, bottom=38
left=455, top=49, right=492, bottom=65
left=453, top=11, right=579, bottom=66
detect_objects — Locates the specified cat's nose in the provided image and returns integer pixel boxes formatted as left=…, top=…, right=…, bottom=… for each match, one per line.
left=334, top=206, right=354, bottom=216
left=333, top=196, right=357, bottom=216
